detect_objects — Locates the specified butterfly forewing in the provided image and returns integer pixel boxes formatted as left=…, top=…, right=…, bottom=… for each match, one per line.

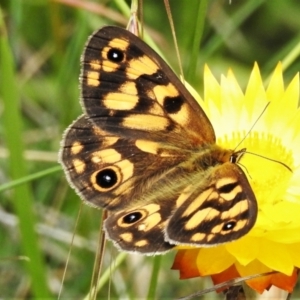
left=81, top=26, right=215, bottom=147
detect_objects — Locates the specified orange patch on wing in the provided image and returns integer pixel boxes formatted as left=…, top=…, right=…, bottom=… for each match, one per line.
left=86, top=71, right=100, bottom=86
left=89, top=60, right=101, bottom=70
left=126, top=55, right=159, bottom=79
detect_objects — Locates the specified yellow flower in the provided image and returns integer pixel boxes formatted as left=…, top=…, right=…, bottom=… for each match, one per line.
left=172, top=63, right=300, bottom=293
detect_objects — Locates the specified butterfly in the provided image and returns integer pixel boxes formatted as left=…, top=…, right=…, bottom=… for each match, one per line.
left=59, top=26, right=257, bottom=254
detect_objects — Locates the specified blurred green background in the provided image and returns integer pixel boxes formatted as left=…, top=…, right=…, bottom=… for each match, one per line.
left=1, top=0, right=300, bottom=299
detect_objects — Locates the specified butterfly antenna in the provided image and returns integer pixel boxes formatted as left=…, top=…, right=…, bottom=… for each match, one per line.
left=245, top=151, right=293, bottom=172
left=164, top=0, right=185, bottom=83
left=233, top=102, right=292, bottom=173
left=234, top=102, right=270, bottom=152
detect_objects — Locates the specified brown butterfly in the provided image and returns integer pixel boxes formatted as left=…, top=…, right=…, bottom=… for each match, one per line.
left=59, top=26, right=257, bottom=254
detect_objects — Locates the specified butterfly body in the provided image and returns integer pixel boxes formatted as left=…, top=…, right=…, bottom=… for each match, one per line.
left=60, top=26, right=257, bottom=254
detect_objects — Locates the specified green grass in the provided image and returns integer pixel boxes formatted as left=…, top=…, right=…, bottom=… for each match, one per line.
left=1, top=0, right=300, bottom=299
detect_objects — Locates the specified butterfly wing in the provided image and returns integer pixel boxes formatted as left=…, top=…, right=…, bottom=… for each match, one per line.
left=60, top=115, right=186, bottom=253
left=166, top=163, right=258, bottom=246
left=104, top=203, right=174, bottom=254
left=60, top=115, right=188, bottom=210
left=81, top=26, right=215, bottom=147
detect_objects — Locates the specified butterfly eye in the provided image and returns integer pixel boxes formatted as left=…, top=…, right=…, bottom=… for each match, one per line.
left=123, top=212, right=143, bottom=224
left=107, top=48, right=124, bottom=63
left=230, top=155, right=237, bottom=163
left=222, top=220, right=237, bottom=231
left=94, top=168, right=119, bottom=190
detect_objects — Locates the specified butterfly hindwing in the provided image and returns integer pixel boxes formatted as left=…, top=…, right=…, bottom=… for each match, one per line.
left=105, top=203, right=174, bottom=254
left=166, top=163, right=257, bottom=246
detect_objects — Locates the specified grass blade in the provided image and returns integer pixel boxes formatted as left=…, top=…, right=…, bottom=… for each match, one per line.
left=0, top=9, right=51, bottom=298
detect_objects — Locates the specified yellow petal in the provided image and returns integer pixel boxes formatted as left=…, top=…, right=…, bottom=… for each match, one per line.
left=245, top=63, right=268, bottom=118
left=204, top=64, right=221, bottom=109
left=225, top=236, right=259, bottom=266
left=266, top=62, right=284, bottom=104
left=257, top=240, right=293, bottom=275
left=196, top=246, right=235, bottom=275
